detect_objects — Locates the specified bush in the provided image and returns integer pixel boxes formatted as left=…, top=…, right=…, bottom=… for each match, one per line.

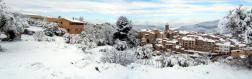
left=0, top=45, right=3, bottom=52
left=43, top=23, right=66, bottom=37
left=161, top=54, right=210, bottom=68
left=33, top=31, right=45, bottom=41
left=135, top=44, right=154, bottom=59
left=217, top=56, right=251, bottom=67
left=33, top=31, right=55, bottom=42
left=23, top=29, right=35, bottom=35
left=101, top=48, right=136, bottom=66
left=113, top=39, right=128, bottom=51
left=0, top=0, right=27, bottom=41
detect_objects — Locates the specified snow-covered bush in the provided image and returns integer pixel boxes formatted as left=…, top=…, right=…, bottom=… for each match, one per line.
left=28, top=18, right=66, bottom=37
left=135, top=44, right=154, bottom=59
left=218, top=6, right=252, bottom=43
left=245, top=27, right=252, bottom=45
left=86, top=23, right=115, bottom=45
left=74, top=23, right=115, bottom=47
left=33, top=31, right=55, bottom=42
left=218, top=55, right=252, bottom=67
left=42, top=22, right=65, bottom=36
left=113, top=39, right=128, bottom=51
left=160, top=54, right=210, bottom=67
left=128, top=29, right=140, bottom=47
left=0, top=0, right=28, bottom=41
left=218, top=56, right=247, bottom=66
left=101, top=47, right=136, bottom=66
left=0, top=45, right=3, bottom=52
left=33, top=31, right=45, bottom=41
left=43, top=22, right=65, bottom=37
left=66, top=32, right=97, bottom=51
left=27, top=18, right=46, bottom=27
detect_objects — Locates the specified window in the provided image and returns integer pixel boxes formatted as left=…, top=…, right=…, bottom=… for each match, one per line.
left=70, top=22, right=84, bottom=25
left=147, top=39, right=150, bottom=43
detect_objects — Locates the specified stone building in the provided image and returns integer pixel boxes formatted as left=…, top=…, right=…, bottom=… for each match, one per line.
left=195, top=36, right=215, bottom=52
left=139, top=24, right=221, bottom=53
left=180, top=36, right=196, bottom=50
left=231, top=50, right=246, bottom=58
left=214, top=42, right=232, bottom=54
left=139, top=24, right=177, bottom=51
left=47, top=17, right=85, bottom=34
left=179, top=35, right=216, bottom=52
left=27, top=14, right=85, bottom=34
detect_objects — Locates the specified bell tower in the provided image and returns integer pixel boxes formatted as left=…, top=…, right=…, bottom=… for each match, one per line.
left=165, top=24, right=169, bottom=31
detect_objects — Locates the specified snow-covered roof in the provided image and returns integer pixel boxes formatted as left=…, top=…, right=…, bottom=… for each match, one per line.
left=179, top=31, right=189, bottom=34
left=182, top=37, right=195, bottom=41
left=216, top=42, right=231, bottom=46
left=175, top=45, right=181, bottom=49
left=166, top=39, right=178, bottom=43
left=155, top=44, right=163, bottom=47
left=197, top=36, right=215, bottom=42
left=140, top=29, right=147, bottom=32
left=65, top=18, right=84, bottom=23
left=156, top=38, right=162, bottom=41
left=144, top=34, right=149, bottom=36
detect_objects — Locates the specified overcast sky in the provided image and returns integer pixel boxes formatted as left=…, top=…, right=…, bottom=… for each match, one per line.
left=4, top=0, right=252, bottom=26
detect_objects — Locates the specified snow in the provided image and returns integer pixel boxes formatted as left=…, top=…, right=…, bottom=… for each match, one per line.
left=179, top=31, right=189, bottom=34
left=197, top=36, right=215, bottom=42
left=0, top=34, right=252, bottom=79
left=182, top=36, right=195, bottom=41
left=65, top=18, right=84, bottom=23
left=166, top=39, right=177, bottom=43
left=230, top=39, right=245, bottom=47
left=26, top=26, right=43, bottom=32
left=140, top=29, right=147, bottom=32
left=216, top=42, right=231, bottom=46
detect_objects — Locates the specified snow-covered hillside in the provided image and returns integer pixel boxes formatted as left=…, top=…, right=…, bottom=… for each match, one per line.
left=178, top=20, right=219, bottom=33
left=0, top=33, right=252, bottom=79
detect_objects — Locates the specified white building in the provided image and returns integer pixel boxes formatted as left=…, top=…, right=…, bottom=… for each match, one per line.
left=215, top=42, right=232, bottom=54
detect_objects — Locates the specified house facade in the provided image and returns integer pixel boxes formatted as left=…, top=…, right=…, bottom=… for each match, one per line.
left=214, top=42, right=232, bottom=54
left=179, top=35, right=215, bottom=52
left=47, top=17, right=84, bottom=34
left=27, top=14, right=85, bottom=34
left=139, top=24, right=178, bottom=52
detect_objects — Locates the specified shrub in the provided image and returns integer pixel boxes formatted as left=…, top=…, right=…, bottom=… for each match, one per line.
left=101, top=48, right=136, bottom=66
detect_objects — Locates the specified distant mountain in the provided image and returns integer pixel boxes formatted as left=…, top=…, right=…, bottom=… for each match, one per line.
left=133, top=25, right=164, bottom=31
left=177, top=20, right=219, bottom=33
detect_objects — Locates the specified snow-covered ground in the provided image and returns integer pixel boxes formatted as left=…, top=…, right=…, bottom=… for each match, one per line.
left=0, top=35, right=252, bottom=79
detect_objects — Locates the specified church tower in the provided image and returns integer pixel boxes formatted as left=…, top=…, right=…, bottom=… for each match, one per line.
left=165, top=24, right=169, bottom=31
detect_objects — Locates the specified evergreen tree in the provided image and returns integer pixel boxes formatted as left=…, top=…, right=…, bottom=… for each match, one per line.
left=113, top=16, right=139, bottom=48
left=218, top=6, right=252, bottom=43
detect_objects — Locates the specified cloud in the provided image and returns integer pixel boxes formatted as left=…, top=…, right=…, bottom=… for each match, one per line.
left=4, top=0, right=252, bottom=25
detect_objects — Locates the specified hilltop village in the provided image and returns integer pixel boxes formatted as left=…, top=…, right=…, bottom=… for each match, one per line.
left=28, top=14, right=252, bottom=60
left=139, top=24, right=251, bottom=59
left=1, top=0, right=252, bottom=79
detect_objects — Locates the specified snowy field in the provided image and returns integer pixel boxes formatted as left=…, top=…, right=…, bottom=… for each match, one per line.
left=0, top=35, right=252, bottom=79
